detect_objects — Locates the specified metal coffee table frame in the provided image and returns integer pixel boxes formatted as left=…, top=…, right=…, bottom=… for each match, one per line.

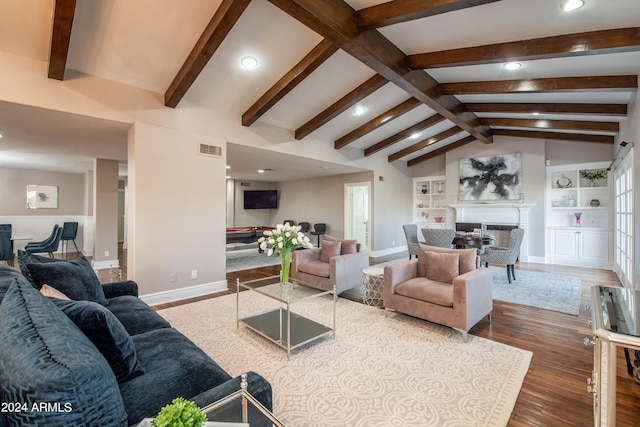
left=236, top=276, right=336, bottom=358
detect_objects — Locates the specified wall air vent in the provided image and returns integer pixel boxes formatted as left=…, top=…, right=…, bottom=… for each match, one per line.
left=199, top=143, right=222, bottom=157
left=240, top=182, right=251, bottom=187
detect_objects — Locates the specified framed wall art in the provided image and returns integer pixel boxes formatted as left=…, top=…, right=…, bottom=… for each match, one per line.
left=26, top=185, right=58, bottom=209
left=459, top=153, right=521, bottom=201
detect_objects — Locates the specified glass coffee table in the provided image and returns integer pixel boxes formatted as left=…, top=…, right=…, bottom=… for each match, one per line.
left=200, top=373, right=285, bottom=426
left=236, top=276, right=336, bottom=358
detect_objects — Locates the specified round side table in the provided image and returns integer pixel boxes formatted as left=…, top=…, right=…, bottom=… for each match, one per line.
left=362, top=267, right=384, bottom=307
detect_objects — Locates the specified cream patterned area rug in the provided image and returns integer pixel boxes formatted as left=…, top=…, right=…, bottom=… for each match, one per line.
left=159, top=293, right=532, bottom=427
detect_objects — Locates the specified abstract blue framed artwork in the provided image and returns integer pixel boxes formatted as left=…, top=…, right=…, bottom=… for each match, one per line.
left=459, top=153, right=521, bottom=201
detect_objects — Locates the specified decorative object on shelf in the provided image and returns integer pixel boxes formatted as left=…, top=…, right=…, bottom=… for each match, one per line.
left=556, top=174, right=572, bottom=188
left=434, top=216, right=443, bottom=223
left=552, top=200, right=560, bottom=207
left=436, top=182, right=444, bottom=193
left=590, top=199, right=601, bottom=207
left=421, top=185, right=428, bottom=194
left=567, top=194, right=575, bottom=207
left=259, top=223, right=312, bottom=283
left=421, top=212, right=429, bottom=220
left=418, top=203, right=424, bottom=208
left=459, top=153, right=521, bottom=201
left=574, top=212, right=582, bottom=227
left=150, top=397, right=206, bottom=427
left=580, top=169, right=607, bottom=187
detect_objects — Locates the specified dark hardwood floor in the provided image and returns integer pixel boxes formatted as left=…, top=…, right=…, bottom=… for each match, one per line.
left=126, top=247, right=640, bottom=426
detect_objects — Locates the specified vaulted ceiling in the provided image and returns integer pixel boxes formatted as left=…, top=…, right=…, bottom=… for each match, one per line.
left=1, top=0, right=639, bottom=177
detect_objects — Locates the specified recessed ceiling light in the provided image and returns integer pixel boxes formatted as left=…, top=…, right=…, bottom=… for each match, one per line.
left=532, top=112, right=540, bottom=116
left=503, top=62, right=522, bottom=71
left=240, top=56, right=258, bottom=69
left=562, top=0, right=584, bottom=12
left=226, top=165, right=231, bottom=169
left=353, top=106, right=366, bottom=116
left=411, top=132, right=420, bottom=139
left=257, top=169, right=265, bottom=173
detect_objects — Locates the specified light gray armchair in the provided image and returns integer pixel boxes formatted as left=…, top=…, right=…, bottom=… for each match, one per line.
left=480, top=228, right=525, bottom=284
left=383, top=244, right=492, bottom=342
left=402, top=224, right=420, bottom=260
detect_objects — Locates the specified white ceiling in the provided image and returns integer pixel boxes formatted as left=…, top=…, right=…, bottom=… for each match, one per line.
left=0, top=0, right=638, bottom=179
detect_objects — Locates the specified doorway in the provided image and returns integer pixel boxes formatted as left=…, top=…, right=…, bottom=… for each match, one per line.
left=344, top=182, right=371, bottom=252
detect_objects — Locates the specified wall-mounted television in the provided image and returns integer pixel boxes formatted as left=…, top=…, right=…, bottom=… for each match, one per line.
left=243, top=190, right=278, bottom=209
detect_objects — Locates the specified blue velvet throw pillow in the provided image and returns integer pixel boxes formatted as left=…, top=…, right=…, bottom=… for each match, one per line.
left=27, top=256, right=109, bottom=306
left=16, top=249, right=62, bottom=287
left=0, top=278, right=128, bottom=427
left=52, top=298, right=145, bottom=383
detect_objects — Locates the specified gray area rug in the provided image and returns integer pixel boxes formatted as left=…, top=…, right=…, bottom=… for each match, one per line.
left=489, top=266, right=582, bottom=315
left=159, top=293, right=532, bottom=426
left=226, top=249, right=280, bottom=272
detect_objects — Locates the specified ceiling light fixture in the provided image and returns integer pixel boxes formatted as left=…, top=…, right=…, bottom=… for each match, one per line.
left=562, top=0, right=584, bottom=12
left=503, top=62, right=522, bottom=71
left=411, top=132, right=420, bottom=139
left=257, top=169, right=265, bottom=173
left=353, top=106, right=366, bottom=116
left=240, top=56, right=258, bottom=69
left=226, top=165, right=231, bottom=169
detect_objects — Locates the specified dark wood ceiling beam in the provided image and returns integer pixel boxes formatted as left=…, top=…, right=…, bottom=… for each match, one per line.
left=48, top=0, right=77, bottom=80
left=408, top=27, right=640, bottom=68
left=493, top=129, right=614, bottom=144
left=334, top=97, right=421, bottom=149
left=463, top=102, right=628, bottom=116
left=388, top=126, right=462, bottom=162
left=440, top=75, right=638, bottom=94
left=480, top=118, right=619, bottom=132
left=356, top=0, right=501, bottom=31
left=268, top=0, right=492, bottom=145
left=407, top=135, right=476, bottom=166
left=295, top=73, right=387, bottom=139
left=243, top=38, right=339, bottom=126
left=165, top=0, right=252, bottom=108
left=364, top=114, right=445, bottom=156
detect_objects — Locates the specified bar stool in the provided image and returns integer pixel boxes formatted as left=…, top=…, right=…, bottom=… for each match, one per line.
left=310, top=223, right=326, bottom=247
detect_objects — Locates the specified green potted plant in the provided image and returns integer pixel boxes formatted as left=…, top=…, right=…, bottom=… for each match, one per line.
left=150, top=397, right=207, bottom=427
left=580, top=169, right=607, bottom=186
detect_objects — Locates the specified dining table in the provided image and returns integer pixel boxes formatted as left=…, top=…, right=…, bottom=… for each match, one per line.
left=452, top=233, right=494, bottom=251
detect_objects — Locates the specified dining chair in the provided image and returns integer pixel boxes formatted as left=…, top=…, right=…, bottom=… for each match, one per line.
left=0, top=231, right=14, bottom=265
left=25, top=225, right=59, bottom=250
left=25, top=227, right=63, bottom=258
left=61, top=222, right=81, bottom=255
left=421, top=228, right=456, bottom=249
left=480, top=228, right=525, bottom=284
left=402, top=224, right=420, bottom=259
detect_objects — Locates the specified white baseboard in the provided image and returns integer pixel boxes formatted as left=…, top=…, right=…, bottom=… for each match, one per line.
left=92, top=259, right=120, bottom=270
left=524, top=256, right=546, bottom=264
left=141, top=280, right=228, bottom=306
left=369, top=245, right=407, bottom=258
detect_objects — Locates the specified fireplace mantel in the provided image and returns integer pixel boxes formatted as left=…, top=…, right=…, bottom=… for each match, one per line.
left=451, top=203, right=535, bottom=260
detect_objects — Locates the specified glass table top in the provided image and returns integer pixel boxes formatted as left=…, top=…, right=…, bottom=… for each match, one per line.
left=238, top=275, right=333, bottom=304
left=595, top=286, right=640, bottom=338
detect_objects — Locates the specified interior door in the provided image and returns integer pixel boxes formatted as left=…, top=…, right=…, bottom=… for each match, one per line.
left=344, top=182, right=370, bottom=252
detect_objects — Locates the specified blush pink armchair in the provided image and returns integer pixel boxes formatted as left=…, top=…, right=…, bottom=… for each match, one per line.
left=383, top=244, right=493, bottom=341
left=291, top=235, right=369, bottom=294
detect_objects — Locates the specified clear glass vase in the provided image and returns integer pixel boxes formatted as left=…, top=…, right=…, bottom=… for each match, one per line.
left=280, top=247, right=291, bottom=283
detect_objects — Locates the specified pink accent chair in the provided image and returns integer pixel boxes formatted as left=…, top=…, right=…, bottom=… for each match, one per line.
left=383, top=244, right=493, bottom=341
left=291, top=235, right=369, bottom=294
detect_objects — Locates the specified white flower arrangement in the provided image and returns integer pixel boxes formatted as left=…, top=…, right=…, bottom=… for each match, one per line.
left=258, top=222, right=313, bottom=257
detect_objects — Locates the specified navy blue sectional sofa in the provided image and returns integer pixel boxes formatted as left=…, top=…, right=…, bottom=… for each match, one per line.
left=0, top=253, right=272, bottom=427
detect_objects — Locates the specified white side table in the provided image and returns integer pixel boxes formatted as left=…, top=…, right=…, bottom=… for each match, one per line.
left=362, top=267, right=384, bottom=307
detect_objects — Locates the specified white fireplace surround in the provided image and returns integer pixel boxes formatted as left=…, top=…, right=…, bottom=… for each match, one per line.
left=451, top=203, right=535, bottom=261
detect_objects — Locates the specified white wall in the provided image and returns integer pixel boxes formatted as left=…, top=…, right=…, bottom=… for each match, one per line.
left=128, top=123, right=227, bottom=298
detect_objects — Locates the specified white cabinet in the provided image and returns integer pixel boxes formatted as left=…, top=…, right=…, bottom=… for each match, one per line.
left=548, top=228, right=611, bottom=268
left=545, top=161, right=612, bottom=269
left=413, top=176, right=447, bottom=228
